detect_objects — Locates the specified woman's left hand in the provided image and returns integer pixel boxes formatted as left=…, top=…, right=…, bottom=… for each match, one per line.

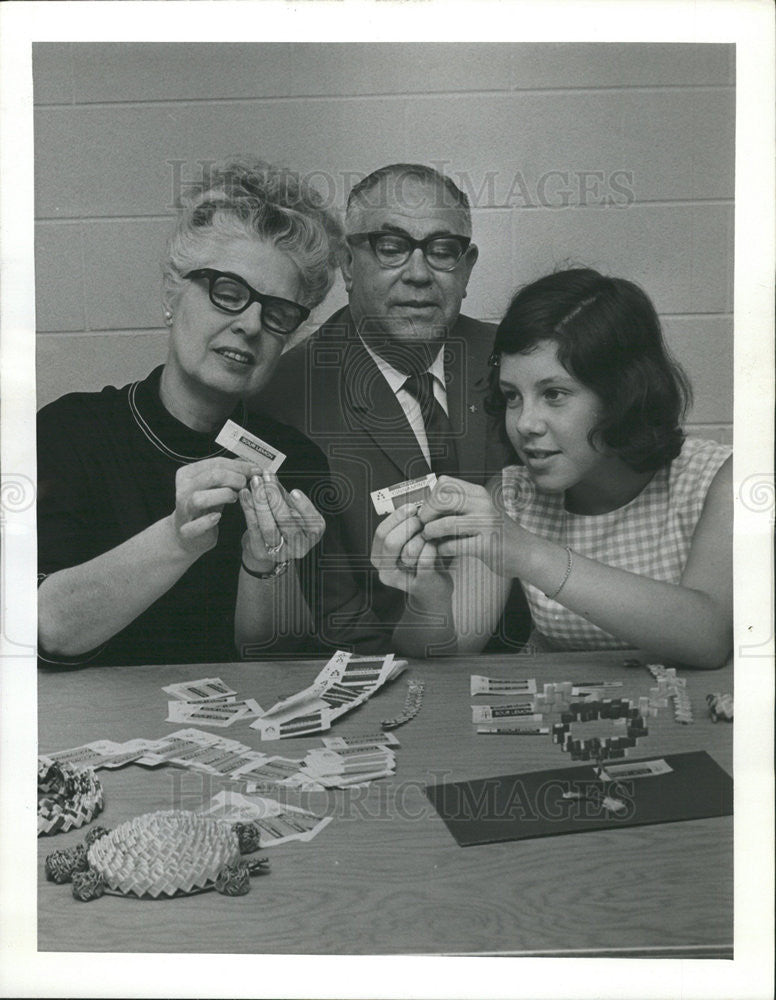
left=240, top=470, right=325, bottom=568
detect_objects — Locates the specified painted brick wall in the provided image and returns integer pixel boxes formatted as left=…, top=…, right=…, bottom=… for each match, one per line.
left=34, top=42, right=734, bottom=441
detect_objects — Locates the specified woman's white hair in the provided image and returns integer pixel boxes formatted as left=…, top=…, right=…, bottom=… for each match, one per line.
left=163, top=160, right=343, bottom=309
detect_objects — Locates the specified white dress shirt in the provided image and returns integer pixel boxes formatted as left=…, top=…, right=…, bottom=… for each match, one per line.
left=360, top=337, right=448, bottom=467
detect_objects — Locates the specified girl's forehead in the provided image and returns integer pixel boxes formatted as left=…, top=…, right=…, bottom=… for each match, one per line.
left=499, top=340, right=570, bottom=379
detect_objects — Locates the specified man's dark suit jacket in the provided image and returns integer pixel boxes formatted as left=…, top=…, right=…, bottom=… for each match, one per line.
left=254, top=306, right=530, bottom=649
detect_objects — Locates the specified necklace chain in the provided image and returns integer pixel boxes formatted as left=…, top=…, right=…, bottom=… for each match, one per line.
left=128, top=379, right=245, bottom=464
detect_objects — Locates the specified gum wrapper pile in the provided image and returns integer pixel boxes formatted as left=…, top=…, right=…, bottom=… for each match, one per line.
left=39, top=651, right=412, bottom=845
left=41, top=724, right=403, bottom=797
left=161, top=651, right=407, bottom=735
left=163, top=676, right=264, bottom=728
left=252, top=651, right=407, bottom=739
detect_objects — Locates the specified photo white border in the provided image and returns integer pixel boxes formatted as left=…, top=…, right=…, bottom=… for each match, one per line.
left=1, top=2, right=773, bottom=998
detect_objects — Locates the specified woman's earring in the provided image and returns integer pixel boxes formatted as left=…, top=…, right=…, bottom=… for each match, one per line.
left=164, top=310, right=173, bottom=327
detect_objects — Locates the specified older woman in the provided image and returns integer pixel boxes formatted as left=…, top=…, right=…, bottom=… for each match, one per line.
left=38, top=161, right=379, bottom=666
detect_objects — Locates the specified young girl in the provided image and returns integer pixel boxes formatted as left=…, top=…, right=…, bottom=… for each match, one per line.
left=371, top=268, right=733, bottom=668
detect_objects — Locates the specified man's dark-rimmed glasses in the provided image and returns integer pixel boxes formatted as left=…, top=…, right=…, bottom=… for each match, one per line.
left=346, top=231, right=471, bottom=272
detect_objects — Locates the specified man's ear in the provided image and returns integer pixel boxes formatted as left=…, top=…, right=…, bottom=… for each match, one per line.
left=461, top=242, right=479, bottom=287
left=340, top=242, right=355, bottom=293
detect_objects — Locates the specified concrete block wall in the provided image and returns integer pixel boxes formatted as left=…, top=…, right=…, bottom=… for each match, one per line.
left=34, top=42, right=734, bottom=441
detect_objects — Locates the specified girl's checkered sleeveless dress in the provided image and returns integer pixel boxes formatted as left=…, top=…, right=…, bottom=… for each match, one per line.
left=502, top=437, right=731, bottom=651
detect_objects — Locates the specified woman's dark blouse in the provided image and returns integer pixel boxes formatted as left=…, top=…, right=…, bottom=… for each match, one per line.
left=37, top=367, right=385, bottom=666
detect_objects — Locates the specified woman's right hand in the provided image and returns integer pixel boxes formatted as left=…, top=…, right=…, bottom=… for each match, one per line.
left=172, top=457, right=255, bottom=555
left=239, top=471, right=326, bottom=568
left=371, top=503, right=453, bottom=603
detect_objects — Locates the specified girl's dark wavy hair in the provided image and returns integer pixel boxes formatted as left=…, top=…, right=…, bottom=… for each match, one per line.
left=485, top=268, right=692, bottom=472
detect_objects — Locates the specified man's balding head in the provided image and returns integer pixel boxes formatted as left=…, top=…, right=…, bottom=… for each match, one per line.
left=345, top=163, right=472, bottom=236
left=342, top=164, right=478, bottom=345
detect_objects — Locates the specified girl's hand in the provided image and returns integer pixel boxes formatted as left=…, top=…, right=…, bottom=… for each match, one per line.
left=173, top=457, right=254, bottom=555
left=418, top=476, right=521, bottom=577
left=371, top=503, right=453, bottom=602
left=240, top=470, right=325, bottom=567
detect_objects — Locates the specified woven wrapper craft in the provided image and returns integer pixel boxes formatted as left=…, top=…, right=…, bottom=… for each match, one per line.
left=551, top=698, right=648, bottom=762
left=87, top=810, right=242, bottom=898
left=38, top=757, right=104, bottom=836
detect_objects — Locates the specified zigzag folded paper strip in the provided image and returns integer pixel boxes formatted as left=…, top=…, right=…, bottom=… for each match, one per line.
left=251, top=651, right=407, bottom=740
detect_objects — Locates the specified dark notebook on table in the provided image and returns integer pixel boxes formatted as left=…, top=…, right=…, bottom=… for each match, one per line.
left=425, top=751, right=733, bottom=847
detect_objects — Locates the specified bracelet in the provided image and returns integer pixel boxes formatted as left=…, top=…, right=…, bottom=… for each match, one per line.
left=545, top=546, right=573, bottom=601
left=240, top=531, right=288, bottom=579
left=241, top=558, right=289, bottom=580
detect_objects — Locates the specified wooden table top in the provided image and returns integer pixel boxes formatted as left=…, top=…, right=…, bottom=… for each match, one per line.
left=38, top=649, right=733, bottom=956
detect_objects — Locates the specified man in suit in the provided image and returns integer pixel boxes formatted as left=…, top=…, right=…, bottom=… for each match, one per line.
left=257, top=163, right=529, bottom=651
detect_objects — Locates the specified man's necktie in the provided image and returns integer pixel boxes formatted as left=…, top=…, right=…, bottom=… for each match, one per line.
left=402, top=371, right=459, bottom=476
